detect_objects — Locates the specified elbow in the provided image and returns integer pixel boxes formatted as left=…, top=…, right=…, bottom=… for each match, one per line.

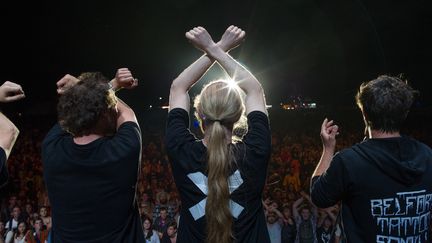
left=170, top=79, right=181, bottom=92
left=169, top=81, right=178, bottom=93
left=170, top=80, right=187, bottom=95
left=7, top=125, right=19, bottom=141
left=0, top=125, right=19, bottom=156
left=13, top=126, right=19, bottom=139
left=310, top=186, right=335, bottom=208
left=255, top=82, right=265, bottom=93
left=246, top=78, right=264, bottom=91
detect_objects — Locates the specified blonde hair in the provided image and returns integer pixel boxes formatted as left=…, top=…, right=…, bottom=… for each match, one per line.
left=194, top=80, right=245, bottom=243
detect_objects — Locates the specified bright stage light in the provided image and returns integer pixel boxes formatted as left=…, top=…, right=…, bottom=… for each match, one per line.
left=225, top=78, right=238, bottom=90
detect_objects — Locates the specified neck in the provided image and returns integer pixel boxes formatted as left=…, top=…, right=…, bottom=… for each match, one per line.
left=73, top=134, right=102, bottom=145
left=368, top=128, right=401, bottom=139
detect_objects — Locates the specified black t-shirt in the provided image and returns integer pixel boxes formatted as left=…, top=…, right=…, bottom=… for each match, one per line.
left=165, top=108, right=271, bottom=243
left=316, top=227, right=332, bottom=243
left=311, top=137, right=432, bottom=242
left=0, top=148, right=7, bottom=187
left=281, top=222, right=296, bottom=243
left=42, top=122, right=145, bottom=243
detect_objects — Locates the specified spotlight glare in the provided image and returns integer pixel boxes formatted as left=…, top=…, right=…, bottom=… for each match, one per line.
left=226, top=78, right=238, bottom=90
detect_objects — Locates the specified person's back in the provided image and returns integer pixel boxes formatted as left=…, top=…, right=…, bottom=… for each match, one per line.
left=311, top=75, right=432, bottom=242
left=42, top=123, right=142, bottom=241
left=166, top=26, right=271, bottom=242
left=166, top=108, right=271, bottom=242
left=325, top=136, right=432, bottom=241
left=42, top=70, right=144, bottom=242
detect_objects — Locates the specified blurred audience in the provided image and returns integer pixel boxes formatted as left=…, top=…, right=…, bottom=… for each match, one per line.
left=1, top=112, right=430, bottom=242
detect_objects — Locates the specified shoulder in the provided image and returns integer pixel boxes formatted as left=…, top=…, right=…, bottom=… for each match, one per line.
left=167, top=108, right=190, bottom=128
left=110, top=121, right=141, bottom=148
left=165, top=108, right=199, bottom=156
left=333, top=144, right=364, bottom=162
left=247, top=111, right=270, bottom=127
left=412, top=138, right=432, bottom=154
left=243, top=111, right=271, bottom=155
left=117, top=121, right=141, bottom=135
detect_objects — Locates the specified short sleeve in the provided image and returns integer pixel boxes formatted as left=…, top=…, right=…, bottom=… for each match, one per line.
left=165, top=108, right=197, bottom=154
left=243, top=111, right=271, bottom=158
left=107, top=121, right=142, bottom=156
left=0, top=148, right=8, bottom=187
left=112, top=122, right=141, bottom=145
left=310, top=153, right=349, bottom=208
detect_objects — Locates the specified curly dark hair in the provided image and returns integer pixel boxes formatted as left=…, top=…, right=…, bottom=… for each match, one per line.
left=356, top=75, right=418, bottom=132
left=57, top=72, right=117, bottom=137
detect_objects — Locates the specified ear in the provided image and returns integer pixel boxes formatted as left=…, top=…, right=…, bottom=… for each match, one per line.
left=200, top=120, right=206, bottom=133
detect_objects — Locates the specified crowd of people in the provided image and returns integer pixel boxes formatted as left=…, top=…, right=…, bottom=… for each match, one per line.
left=1, top=114, right=429, bottom=242
left=0, top=25, right=431, bottom=243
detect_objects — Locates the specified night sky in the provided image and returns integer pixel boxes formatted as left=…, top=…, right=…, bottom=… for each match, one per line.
left=0, top=0, right=430, bottom=117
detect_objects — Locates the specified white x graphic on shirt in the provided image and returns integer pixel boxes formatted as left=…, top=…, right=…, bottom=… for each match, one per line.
left=187, top=170, right=244, bottom=221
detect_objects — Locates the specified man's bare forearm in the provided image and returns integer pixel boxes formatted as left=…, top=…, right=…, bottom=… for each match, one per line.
left=312, top=147, right=335, bottom=178
left=0, top=112, right=19, bottom=158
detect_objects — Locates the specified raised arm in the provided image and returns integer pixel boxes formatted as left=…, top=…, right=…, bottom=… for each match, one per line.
left=169, top=26, right=245, bottom=112
left=116, top=98, right=137, bottom=128
left=56, top=74, right=80, bottom=95
left=188, top=26, right=267, bottom=115
left=311, top=118, right=339, bottom=178
left=56, top=68, right=137, bottom=95
left=292, top=196, right=304, bottom=220
left=57, top=68, right=138, bottom=128
left=110, top=68, right=138, bottom=92
left=300, top=191, right=318, bottom=218
left=0, top=81, right=25, bottom=158
left=109, top=68, right=139, bottom=127
left=271, top=205, right=285, bottom=224
left=324, top=206, right=338, bottom=225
